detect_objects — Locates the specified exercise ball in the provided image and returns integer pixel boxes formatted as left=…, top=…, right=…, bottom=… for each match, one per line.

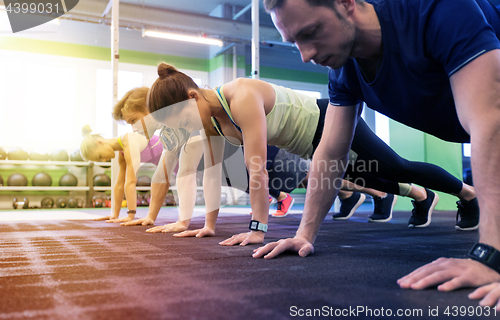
left=29, top=149, right=50, bottom=161
left=40, top=197, right=54, bottom=208
left=70, top=149, right=84, bottom=162
left=32, top=172, right=52, bottom=186
left=137, top=175, right=152, bottom=186
left=92, top=195, right=104, bottom=208
left=68, top=198, right=78, bottom=208
left=7, top=173, right=28, bottom=186
left=0, top=147, right=6, bottom=160
left=59, top=173, right=78, bottom=186
left=50, top=149, right=69, bottom=161
left=7, top=148, right=29, bottom=160
left=93, top=174, right=111, bottom=186
left=56, top=198, right=67, bottom=208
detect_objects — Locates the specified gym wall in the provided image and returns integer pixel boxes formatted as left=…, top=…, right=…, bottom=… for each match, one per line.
left=0, top=17, right=328, bottom=209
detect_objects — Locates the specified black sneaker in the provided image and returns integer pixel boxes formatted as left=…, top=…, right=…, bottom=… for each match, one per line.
left=332, top=192, right=366, bottom=220
left=455, top=198, right=479, bottom=231
left=408, top=188, right=439, bottom=228
left=368, top=194, right=398, bottom=222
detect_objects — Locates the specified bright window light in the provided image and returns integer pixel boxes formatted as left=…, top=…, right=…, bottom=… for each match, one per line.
left=0, top=62, right=77, bottom=150
left=192, top=77, right=202, bottom=87
left=95, top=69, right=144, bottom=138
left=143, top=30, right=223, bottom=46
left=0, top=10, right=10, bottom=31
left=375, top=111, right=390, bottom=146
left=463, top=143, right=471, bottom=157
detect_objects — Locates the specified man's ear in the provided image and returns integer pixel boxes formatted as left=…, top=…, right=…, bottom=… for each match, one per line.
left=340, top=0, right=356, bottom=16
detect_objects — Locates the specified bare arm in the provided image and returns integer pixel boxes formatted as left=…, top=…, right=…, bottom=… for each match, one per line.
left=174, top=130, right=224, bottom=238
left=218, top=84, right=270, bottom=246
left=122, top=148, right=178, bottom=226
left=95, top=152, right=126, bottom=221
left=452, top=50, right=500, bottom=250
left=398, top=49, right=500, bottom=291
left=112, top=153, right=127, bottom=218
left=108, top=133, right=145, bottom=223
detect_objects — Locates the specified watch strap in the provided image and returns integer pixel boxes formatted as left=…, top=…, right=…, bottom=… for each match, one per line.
left=468, top=242, right=500, bottom=273
left=249, top=220, right=268, bottom=233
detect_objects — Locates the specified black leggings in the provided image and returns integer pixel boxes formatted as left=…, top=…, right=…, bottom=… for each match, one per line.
left=312, top=100, right=463, bottom=196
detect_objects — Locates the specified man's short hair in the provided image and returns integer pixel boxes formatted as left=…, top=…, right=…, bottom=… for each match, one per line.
left=264, top=0, right=363, bottom=12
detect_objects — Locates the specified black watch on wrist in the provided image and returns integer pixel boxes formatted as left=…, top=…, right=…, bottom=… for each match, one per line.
left=249, top=220, right=268, bottom=233
left=468, top=242, right=500, bottom=273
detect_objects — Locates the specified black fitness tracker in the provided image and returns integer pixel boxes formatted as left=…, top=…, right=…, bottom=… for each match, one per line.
left=468, top=242, right=500, bottom=274
left=249, top=220, right=268, bottom=233
left=127, top=210, right=136, bottom=214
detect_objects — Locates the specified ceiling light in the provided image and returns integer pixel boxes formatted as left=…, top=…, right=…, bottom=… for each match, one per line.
left=143, top=29, right=223, bottom=46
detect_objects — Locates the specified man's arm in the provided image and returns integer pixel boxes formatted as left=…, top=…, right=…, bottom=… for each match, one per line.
left=253, top=102, right=360, bottom=258
left=398, top=49, right=500, bottom=291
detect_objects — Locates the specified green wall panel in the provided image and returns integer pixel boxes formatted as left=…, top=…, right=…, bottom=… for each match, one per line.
left=388, top=120, right=463, bottom=212
left=0, top=37, right=209, bottom=71
left=244, top=63, right=328, bottom=84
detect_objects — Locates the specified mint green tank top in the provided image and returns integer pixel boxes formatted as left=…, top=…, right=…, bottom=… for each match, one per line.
left=212, top=83, right=319, bottom=159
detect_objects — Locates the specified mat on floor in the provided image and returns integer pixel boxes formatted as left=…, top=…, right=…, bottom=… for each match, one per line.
left=0, top=207, right=491, bottom=320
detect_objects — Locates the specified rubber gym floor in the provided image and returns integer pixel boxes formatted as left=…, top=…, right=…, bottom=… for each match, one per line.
left=0, top=204, right=493, bottom=320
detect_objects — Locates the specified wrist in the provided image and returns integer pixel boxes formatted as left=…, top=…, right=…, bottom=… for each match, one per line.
left=249, top=230, right=265, bottom=239
left=127, top=210, right=136, bottom=217
left=204, top=223, right=216, bottom=231
left=295, top=231, right=314, bottom=244
left=468, top=242, right=500, bottom=274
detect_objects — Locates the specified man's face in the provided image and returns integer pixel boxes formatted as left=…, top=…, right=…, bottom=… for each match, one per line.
left=271, top=0, right=355, bottom=69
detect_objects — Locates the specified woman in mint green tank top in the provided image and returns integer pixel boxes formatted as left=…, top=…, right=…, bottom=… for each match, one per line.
left=147, top=63, right=478, bottom=248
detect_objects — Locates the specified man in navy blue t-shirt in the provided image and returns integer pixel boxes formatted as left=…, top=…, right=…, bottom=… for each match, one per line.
left=254, top=0, right=500, bottom=306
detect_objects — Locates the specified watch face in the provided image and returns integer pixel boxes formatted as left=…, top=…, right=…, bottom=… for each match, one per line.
left=251, top=221, right=258, bottom=229
left=473, top=245, right=489, bottom=259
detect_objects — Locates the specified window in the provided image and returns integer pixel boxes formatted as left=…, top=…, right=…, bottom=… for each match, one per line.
left=0, top=61, right=77, bottom=150
left=192, top=77, right=202, bottom=87
left=95, top=69, right=144, bottom=138
left=463, top=143, right=471, bottom=157
left=375, top=111, right=390, bottom=146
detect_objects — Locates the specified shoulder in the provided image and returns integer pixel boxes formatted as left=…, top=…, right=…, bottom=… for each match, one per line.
left=225, top=78, right=271, bottom=98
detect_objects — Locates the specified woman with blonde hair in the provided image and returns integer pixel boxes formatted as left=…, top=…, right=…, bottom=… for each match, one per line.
left=80, top=124, right=163, bottom=223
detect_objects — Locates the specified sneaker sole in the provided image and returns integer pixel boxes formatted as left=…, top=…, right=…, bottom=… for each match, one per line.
left=333, top=193, right=366, bottom=220
left=368, top=195, right=398, bottom=223
left=408, top=193, right=439, bottom=228
left=455, top=224, right=479, bottom=231
left=272, top=198, right=295, bottom=218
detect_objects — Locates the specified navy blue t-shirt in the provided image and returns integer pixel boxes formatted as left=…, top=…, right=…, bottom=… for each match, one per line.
left=328, top=0, right=500, bottom=143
